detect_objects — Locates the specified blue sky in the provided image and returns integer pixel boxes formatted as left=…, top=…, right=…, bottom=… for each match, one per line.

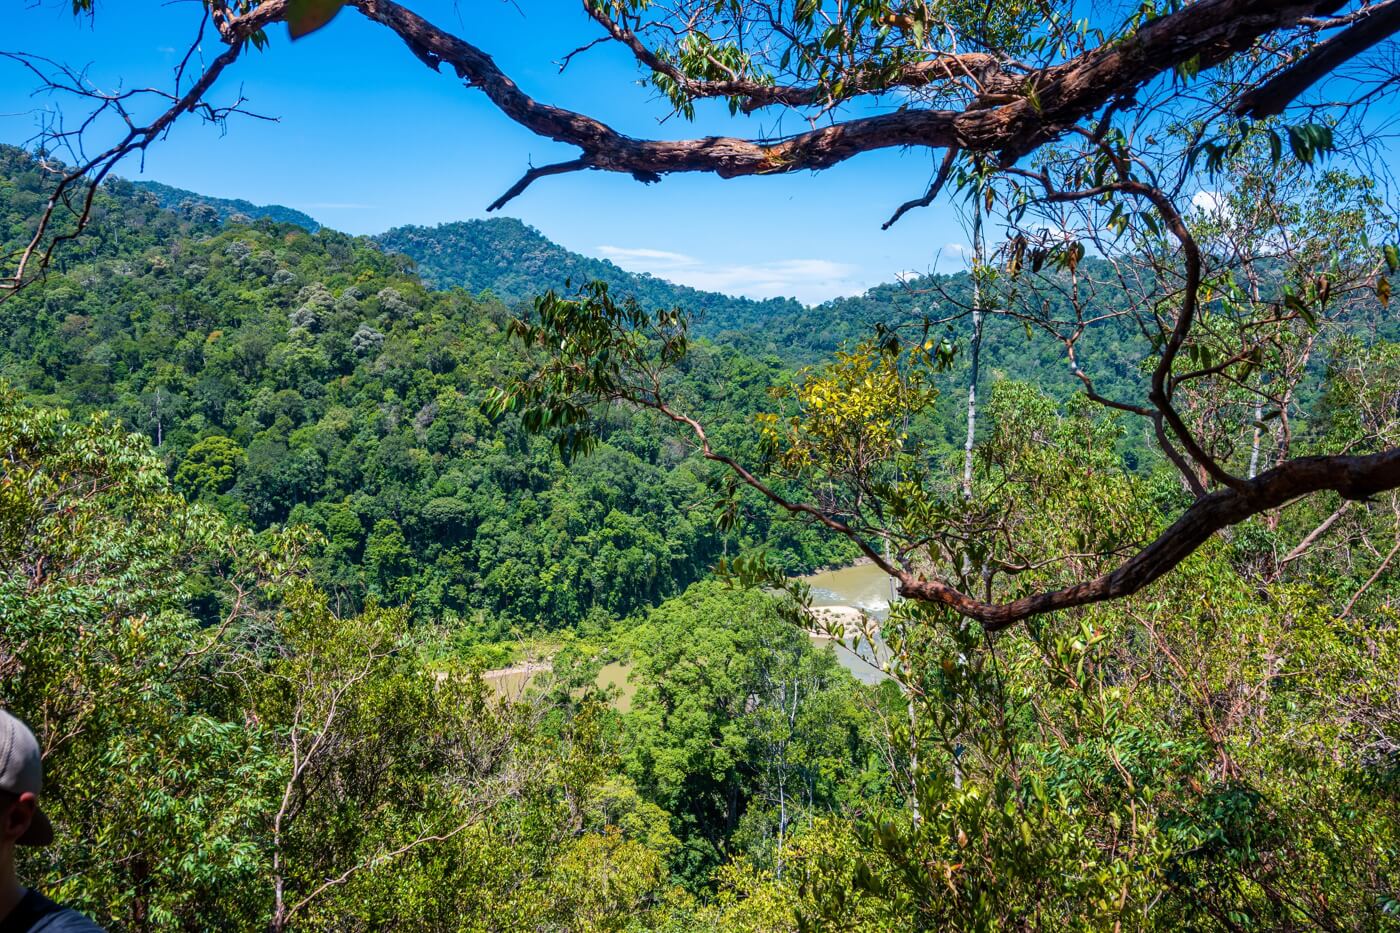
left=0, top=0, right=975, bottom=303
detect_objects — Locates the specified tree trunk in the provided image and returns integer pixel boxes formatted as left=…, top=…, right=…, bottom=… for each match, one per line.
left=1249, top=396, right=1263, bottom=480
left=962, top=198, right=984, bottom=502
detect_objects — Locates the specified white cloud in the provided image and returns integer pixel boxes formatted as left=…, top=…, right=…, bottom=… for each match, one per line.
left=594, top=245, right=864, bottom=305
left=928, top=243, right=972, bottom=275
left=596, top=246, right=694, bottom=264
left=1191, top=190, right=1227, bottom=216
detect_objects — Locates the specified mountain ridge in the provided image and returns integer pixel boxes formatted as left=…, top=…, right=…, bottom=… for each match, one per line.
left=133, top=180, right=322, bottom=231
left=121, top=172, right=945, bottom=342
left=375, top=218, right=811, bottom=332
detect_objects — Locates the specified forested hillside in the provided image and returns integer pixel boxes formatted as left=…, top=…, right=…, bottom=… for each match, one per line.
left=1, top=389, right=887, bottom=928
left=6, top=0, right=1400, bottom=927
left=0, top=146, right=904, bottom=930
left=4, top=119, right=1400, bottom=933
left=0, top=146, right=853, bottom=632
left=378, top=217, right=1172, bottom=461
left=131, top=173, right=1167, bottom=451
left=134, top=179, right=323, bottom=231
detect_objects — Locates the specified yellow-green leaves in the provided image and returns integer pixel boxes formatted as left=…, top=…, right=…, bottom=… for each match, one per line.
left=1377, top=246, right=1399, bottom=307
left=758, top=341, right=938, bottom=478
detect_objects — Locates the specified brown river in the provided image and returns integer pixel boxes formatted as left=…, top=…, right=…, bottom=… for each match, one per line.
left=798, top=562, right=894, bottom=685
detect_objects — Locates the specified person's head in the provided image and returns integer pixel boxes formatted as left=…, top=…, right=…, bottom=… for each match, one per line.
left=0, top=711, right=53, bottom=862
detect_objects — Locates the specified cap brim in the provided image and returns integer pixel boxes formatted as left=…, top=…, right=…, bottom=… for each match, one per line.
left=18, top=807, right=53, bottom=846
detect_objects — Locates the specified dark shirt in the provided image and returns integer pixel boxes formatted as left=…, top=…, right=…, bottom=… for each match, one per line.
left=0, top=890, right=104, bottom=933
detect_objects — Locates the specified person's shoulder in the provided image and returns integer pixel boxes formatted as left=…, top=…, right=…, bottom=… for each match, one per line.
left=32, top=907, right=104, bottom=933
left=27, top=900, right=104, bottom=933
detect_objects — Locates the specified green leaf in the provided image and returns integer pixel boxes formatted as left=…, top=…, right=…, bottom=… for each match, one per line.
left=1174, top=54, right=1201, bottom=83
left=1284, top=291, right=1316, bottom=326
left=287, top=0, right=346, bottom=39
left=1024, top=79, right=1042, bottom=115
left=1286, top=123, right=1334, bottom=167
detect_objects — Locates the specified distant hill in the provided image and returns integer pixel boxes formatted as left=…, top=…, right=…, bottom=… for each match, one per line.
left=111, top=181, right=950, bottom=358
left=133, top=180, right=321, bottom=231
left=373, top=218, right=1005, bottom=363
left=376, top=219, right=806, bottom=338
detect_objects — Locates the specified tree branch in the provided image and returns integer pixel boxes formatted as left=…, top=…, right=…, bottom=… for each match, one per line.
left=900, top=446, right=1400, bottom=629
left=1235, top=0, right=1400, bottom=117
left=486, top=158, right=594, bottom=211
left=286, top=816, right=483, bottom=923
left=883, top=149, right=957, bottom=230
left=1002, top=166, right=1244, bottom=493
left=343, top=0, right=1350, bottom=205
left=0, top=0, right=281, bottom=295
left=1279, top=500, right=1350, bottom=564
left=580, top=0, right=1018, bottom=115
left=643, top=397, right=910, bottom=581
left=2, top=0, right=1366, bottom=281
left=1341, top=525, right=1400, bottom=617
left=632, top=363, right=1399, bottom=630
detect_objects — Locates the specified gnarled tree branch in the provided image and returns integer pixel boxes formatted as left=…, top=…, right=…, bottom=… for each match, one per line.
left=580, top=0, right=1020, bottom=115
left=345, top=0, right=1350, bottom=209
left=486, top=158, right=594, bottom=212
left=2, top=0, right=1369, bottom=283
left=0, top=0, right=281, bottom=296
left=1236, top=0, right=1400, bottom=117
left=898, top=447, right=1400, bottom=628
left=883, top=149, right=957, bottom=230
left=644, top=377, right=1399, bottom=629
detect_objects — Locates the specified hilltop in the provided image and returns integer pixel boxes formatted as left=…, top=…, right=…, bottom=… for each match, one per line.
left=133, top=179, right=323, bottom=231
left=376, top=218, right=807, bottom=335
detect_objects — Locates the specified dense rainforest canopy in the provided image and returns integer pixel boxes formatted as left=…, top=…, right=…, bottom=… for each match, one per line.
left=3, top=0, right=1400, bottom=928
left=0, top=145, right=870, bottom=630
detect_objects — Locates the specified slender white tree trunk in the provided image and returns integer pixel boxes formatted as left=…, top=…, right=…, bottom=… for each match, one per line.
left=1249, top=397, right=1263, bottom=479
left=1245, top=261, right=1264, bottom=480
left=963, top=199, right=984, bottom=501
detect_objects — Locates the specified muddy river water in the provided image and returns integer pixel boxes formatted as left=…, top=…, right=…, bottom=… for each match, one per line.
left=797, top=562, right=895, bottom=685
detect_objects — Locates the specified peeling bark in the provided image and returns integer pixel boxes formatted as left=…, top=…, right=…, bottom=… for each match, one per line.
left=345, top=0, right=1352, bottom=207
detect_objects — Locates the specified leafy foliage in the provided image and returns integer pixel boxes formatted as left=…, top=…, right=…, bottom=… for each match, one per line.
left=4, top=136, right=1400, bottom=931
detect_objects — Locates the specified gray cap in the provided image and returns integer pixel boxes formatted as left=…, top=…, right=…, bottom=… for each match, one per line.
left=0, top=709, right=54, bottom=846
